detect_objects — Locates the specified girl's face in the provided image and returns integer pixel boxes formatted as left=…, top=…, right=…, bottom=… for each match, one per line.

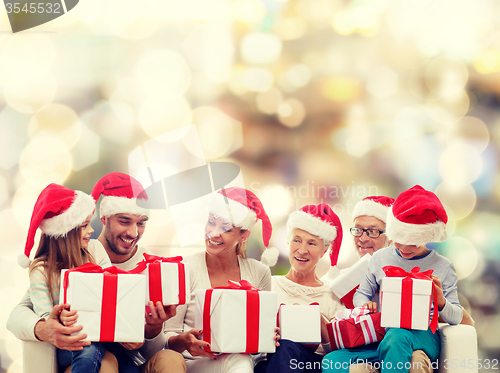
left=80, top=215, right=94, bottom=249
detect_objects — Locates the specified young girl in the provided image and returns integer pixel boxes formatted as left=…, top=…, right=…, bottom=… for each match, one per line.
left=20, top=183, right=136, bottom=373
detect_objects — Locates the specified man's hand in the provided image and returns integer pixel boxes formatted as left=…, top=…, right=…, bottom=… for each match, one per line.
left=431, top=275, right=446, bottom=310
left=120, top=342, right=144, bottom=350
left=59, top=304, right=78, bottom=327
left=35, top=304, right=90, bottom=351
left=168, top=329, right=216, bottom=359
left=144, top=302, right=177, bottom=339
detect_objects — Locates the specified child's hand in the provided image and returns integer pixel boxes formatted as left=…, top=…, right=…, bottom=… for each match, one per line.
left=431, top=275, right=446, bottom=310
left=59, top=304, right=78, bottom=326
left=274, top=327, right=280, bottom=347
left=363, top=301, right=377, bottom=313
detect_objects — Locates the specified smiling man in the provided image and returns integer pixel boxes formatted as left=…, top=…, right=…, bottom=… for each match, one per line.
left=351, top=196, right=395, bottom=258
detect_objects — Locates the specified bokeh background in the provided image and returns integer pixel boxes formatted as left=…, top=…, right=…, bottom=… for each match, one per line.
left=1, top=0, right=499, bottom=371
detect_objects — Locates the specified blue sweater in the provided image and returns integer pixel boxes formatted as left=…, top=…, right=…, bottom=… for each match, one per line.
left=353, top=245, right=463, bottom=325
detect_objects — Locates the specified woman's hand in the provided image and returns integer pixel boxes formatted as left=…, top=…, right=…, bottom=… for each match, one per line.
left=120, top=342, right=144, bottom=350
left=363, top=301, right=377, bottom=313
left=274, top=327, right=280, bottom=347
left=320, top=315, right=330, bottom=344
left=59, top=304, right=78, bottom=327
left=168, top=329, right=217, bottom=359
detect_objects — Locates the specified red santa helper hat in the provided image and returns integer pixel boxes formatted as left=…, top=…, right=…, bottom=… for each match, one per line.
left=286, top=203, right=343, bottom=267
left=386, top=185, right=448, bottom=247
left=91, top=172, right=150, bottom=218
left=352, top=195, right=395, bottom=223
left=206, top=187, right=279, bottom=266
left=19, top=183, right=96, bottom=269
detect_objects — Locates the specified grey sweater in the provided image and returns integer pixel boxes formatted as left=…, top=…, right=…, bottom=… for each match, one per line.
left=353, top=245, right=463, bottom=325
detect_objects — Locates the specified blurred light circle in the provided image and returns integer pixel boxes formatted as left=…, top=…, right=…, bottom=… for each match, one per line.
left=440, top=237, right=478, bottom=280
left=241, top=33, right=282, bottom=65
left=241, top=67, right=274, bottom=92
left=333, top=10, right=356, bottom=35
left=257, top=184, right=293, bottom=220
left=28, top=104, right=81, bottom=149
left=275, top=17, right=308, bottom=40
left=322, top=77, right=361, bottom=102
left=279, top=64, right=312, bottom=91
left=366, top=67, right=398, bottom=99
left=448, top=116, right=489, bottom=153
left=233, top=0, right=266, bottom=23
left=137, top=50, right=191, bottom=98
left=19, top=137, right=72, bottom=188
left=0, top=107, right=30, bottom=170
left=11, top=184, right=44, bottom=228
left=0, top=175, right=7, bottom=206
left=106, top=0, right=158, bottom=39
left=473, top=49, right=500, bottom=74
left=0, top=35, right=55, bottom=84
left=193, top=108, right=241, bottom=159
left=5, top=73, right=57, bottom=114
left=425, top=57, right=468, bottom=99
left=256, top=87, right=283, bottom=115
left=278, top=99, right=306, bottom=128
left=139, top=97, right=192, bottom=139
left=435, top=182, right=477, bottom=220
left=425, top=90, right=470, bottom=124
left=439, top=143, right=482, bottom=184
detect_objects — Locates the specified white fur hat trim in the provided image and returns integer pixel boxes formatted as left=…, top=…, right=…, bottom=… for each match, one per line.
left=386, top=208, right=447, bottom=246
left=206, top=192, right=257, bottom=230
left=287, top=210, right=337, bottom=243
left=39, top=191, right=95, bottom=237
left=352, top=199, right=390, bottom=223
left=100, top=196, right=150, bottom=218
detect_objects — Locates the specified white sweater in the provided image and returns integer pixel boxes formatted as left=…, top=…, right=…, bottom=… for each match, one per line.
left=142, top=251, right=272, bottom=360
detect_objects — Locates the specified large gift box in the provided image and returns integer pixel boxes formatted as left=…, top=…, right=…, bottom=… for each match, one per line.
left=278, top=304, right=321, bottom=344
left=327, top=307, right=385, bottom=350
left=131, top=253, right=190, bottom=306
left=60, top=263, right=146, bottom=342
left=380, top=266, right=438, bottom=332
left=195, top=280, right=277, bottom=353
left=329, top=254, right=371, bottom=309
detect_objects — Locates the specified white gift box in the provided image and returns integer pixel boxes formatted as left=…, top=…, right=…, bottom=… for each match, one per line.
left=380, top=276, right=433, bottom=331
left=139, top=260, right=190, bottom=306
left=329, top=255, right=371, bottom=308
left=195, top=287, right=277, bottom=353
left=60, top=268, right=146, bottom=342
left=279, top=304, right=321, bottom=344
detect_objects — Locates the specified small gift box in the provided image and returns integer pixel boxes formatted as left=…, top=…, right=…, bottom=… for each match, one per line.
left=278, top=304, right=321, bottom=344
left=195, top=280, right=277, bottom=353
left=329, top=254, right=371, bottom=309
left=131, top=253, right=190, bottom=306
left=380, top=266, right=438, bottom=332
left=327, top=306, right=385, bottom=350
left=60, top=263, right=146, bottom=342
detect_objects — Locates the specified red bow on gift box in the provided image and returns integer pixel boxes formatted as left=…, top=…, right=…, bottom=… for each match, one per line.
left=203, top=280, right=261, bottom=353
left=62, top=263, right=130, bottom=341
left=382, top=266, right=438, bottom=333
left=130, top=253, right=187, bottom=306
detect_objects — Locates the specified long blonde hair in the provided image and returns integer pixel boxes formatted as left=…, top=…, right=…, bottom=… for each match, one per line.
left=235, top=229, right=248, bottom=258
left=29, top=226, right=95, bottom=304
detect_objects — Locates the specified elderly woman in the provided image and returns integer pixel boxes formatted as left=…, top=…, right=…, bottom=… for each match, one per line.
left=255, top=203, right=346, bottom=373
left=143, top=187, right=278, bottom=373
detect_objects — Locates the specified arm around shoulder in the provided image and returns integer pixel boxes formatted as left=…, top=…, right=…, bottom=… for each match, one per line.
left=7, top=291, right=41, bottom=341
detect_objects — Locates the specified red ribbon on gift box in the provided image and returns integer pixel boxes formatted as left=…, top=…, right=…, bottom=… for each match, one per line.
left=62, top=263, right=129, bottom=341
left=382, top=266, right=438, bottom=333
left=203, top=280, right=260, bottom=353
left=130, top=253, right=186, bottom=306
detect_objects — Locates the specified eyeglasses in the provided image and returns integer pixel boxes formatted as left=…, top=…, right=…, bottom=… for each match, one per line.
left=350, top=227, right=385, bottom=238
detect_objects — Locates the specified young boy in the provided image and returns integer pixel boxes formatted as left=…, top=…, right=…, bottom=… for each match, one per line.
left=322, top=185, right=463, bottom=373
